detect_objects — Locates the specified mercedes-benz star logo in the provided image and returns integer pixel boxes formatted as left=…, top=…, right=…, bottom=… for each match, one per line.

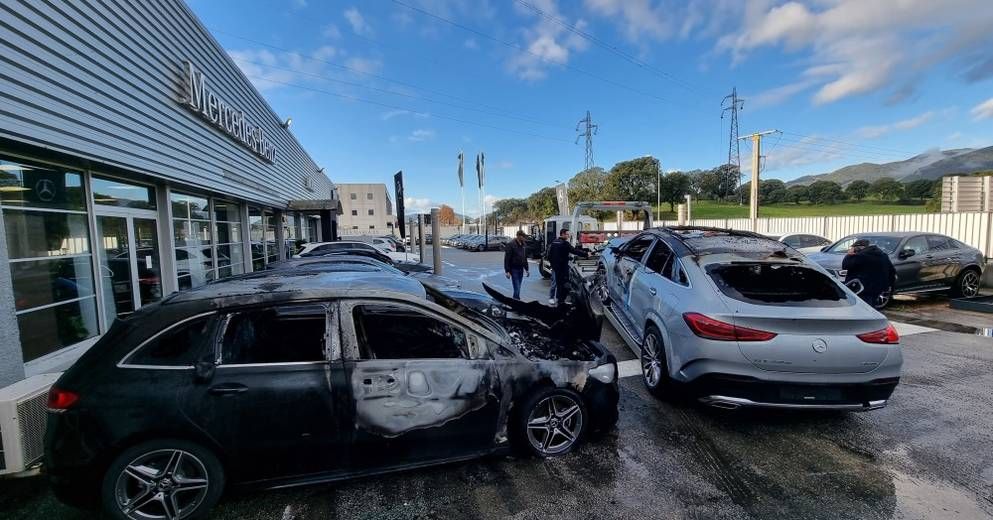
left=812, top=339, right=828, bottom=354
left=35, top=179, right=56, bottom=202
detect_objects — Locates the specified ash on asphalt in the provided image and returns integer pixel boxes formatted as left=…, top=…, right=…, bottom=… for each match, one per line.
left=3, top=247, right=991, bottom=519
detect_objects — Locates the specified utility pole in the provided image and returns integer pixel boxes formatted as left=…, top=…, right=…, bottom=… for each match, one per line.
left=738, top=130, right=779, bottom=231
left=721, top=88, right=744, bottom=202
left=576, top=110, right=598, bottom=171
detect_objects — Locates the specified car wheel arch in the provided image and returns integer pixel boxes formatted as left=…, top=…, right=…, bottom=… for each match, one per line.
left=106, top=429, right=230, bottom=478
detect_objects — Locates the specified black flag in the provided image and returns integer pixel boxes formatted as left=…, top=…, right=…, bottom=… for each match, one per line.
left=393, top=171, right=405, bottom=239
left=457, top=152, right=464, bottom=188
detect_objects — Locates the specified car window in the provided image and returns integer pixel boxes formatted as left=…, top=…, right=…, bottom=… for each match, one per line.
left=781, top=235, right=804, bottom=248
left=125, top=315, right=216, bottom=366
left=353, top=304, right=467, bottom=359
left=221, top=304, right=327, bottom=364
left=669, top=259, right=689, bottom=285
left=927, top=235, right=951, bottom=251
left=812, top=236, right=832, bottom=247
left=828, top=235, right=901, bottom=254
left=622, top=236, right=654, bottom=261
left=644, top=241, right=674, bottom=275
left=904, top=236, right=928, bottom=256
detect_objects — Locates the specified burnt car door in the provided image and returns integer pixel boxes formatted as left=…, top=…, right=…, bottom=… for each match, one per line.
left=339, top=300, right=502, bottom=472
left=182, top=303, right=345, bottom=482
left=610, top=235, right=655, bottom=323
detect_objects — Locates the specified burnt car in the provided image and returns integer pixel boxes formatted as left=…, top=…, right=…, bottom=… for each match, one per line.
left=44, top=271, right=618, bottom=519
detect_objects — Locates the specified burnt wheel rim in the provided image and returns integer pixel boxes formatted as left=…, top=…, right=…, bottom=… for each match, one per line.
left=962, top=271, right=980, bottom=297
left=641, top=333, right=662, bottom=388
left=114, top=449, right=209, bottom=520
left=593, top=266, right=609, bottom=303
left=526, top=395, right=583, bottom=455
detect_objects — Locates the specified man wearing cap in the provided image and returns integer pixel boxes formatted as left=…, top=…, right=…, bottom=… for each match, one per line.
left=843, top=238, right=896, bottom=308
left=504, top=230, right=530, bottom=299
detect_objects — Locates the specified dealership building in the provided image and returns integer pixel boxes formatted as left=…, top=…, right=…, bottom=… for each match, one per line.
left=0, top=0, right=340, bottom=386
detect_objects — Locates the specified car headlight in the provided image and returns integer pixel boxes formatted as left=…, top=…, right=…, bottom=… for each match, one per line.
left=588, top=363, right=616, bottom=383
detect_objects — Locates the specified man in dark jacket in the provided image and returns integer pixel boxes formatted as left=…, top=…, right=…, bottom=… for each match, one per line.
left=548, top=229, right=589, bottom=305
left=504, top=230, right=530, bottom=299
left=843, top=238, right=897, bottom=308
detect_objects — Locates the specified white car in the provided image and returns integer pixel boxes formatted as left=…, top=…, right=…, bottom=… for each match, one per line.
left=765, top=233, right=833, bottom=254
left=294, top=241, right=420, bottom=264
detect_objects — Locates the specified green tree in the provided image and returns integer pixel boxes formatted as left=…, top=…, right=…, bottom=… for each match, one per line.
left=605, top=157, right=659, bottom=203
left=691, top=170, right=721, bottom=200
left=759, top=179, right=786, bottom=203
left=904, top=179, right=934, bottom=201
left=786, top=184, right=809, bottom=204
left=713, top=163, right=740, bottom=202
left=808, top=180, right=844, bottom=204
left=659, top=171, right=692, bottom=211
left=526, top=187, right=558, bottom=221
left=567, top=167, right=607, bottom=205
left=870, top=178, right=904, bottom=201
left=845, top=180, right=870, bottom=201
left=491, top=198, right=528, bottom=224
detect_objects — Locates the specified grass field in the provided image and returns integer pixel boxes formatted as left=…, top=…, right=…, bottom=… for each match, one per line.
left=658, top=200, right=929, bottom=220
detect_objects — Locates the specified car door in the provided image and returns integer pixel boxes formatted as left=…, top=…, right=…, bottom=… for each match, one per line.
left=628, top=239, right=673, bottom=330
left=893, top=235, right=930, bottom=291
left=610, top=235, right=654, bottom=322
left=182, top=303, right=345, bottom=482
left=925, top=235, right=960, bottom=287
left=339, top=300, right=501, bottom=473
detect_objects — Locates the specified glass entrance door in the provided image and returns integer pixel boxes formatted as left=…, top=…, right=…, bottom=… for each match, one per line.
left=95, top=213, right=162, bottom=325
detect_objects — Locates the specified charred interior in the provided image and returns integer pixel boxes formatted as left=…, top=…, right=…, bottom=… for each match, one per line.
left=709, top=263, right=848, bottom=306
left=502, top=319, right=598, bottom=361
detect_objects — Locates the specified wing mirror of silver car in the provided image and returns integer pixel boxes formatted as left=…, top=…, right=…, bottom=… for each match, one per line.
left=194, top=359, right=216, bottom=383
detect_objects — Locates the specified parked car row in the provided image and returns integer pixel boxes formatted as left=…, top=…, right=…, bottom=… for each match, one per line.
left=443, top=234, right=511, bottom=251
left=44, top=251, right=619, bottom=519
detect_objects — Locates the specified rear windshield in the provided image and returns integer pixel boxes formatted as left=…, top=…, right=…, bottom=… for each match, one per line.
left=708, top=263, right=850, bottom=307
left=674, top=230, right=786, bottom=255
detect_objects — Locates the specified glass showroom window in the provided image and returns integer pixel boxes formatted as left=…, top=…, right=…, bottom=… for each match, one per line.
left=0, top=157, right=98, bottom=361
left=214, top=200, right=244, bottom=279
left=249, top=207, right=265, bottom=270
left=172, top=192, right=213, bottom=290
left=282, top=213, right=298, bottom=259
left=264, top=209, right=278, bottom=264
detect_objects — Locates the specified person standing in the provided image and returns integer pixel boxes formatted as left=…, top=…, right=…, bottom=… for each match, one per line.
left=547, top=229, right=589, bottom=305
left=843, top=238, right=896, bottom=308
left=504, top=230, right=530, bottom=299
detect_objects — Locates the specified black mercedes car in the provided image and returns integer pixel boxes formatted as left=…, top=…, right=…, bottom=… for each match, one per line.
left=44, top=271, right=618, bottom=519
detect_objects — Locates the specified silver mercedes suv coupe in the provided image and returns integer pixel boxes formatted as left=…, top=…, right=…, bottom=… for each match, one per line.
left=589, top=227, right=902, bottom=411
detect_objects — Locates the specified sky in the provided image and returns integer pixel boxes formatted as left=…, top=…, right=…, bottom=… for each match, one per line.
left=187, top=0, right=993, bottom=214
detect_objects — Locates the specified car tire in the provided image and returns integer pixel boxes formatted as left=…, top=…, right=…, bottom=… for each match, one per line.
left=951, top=268, right=981, bottom=298
left=514, top=387, right=587, bottom=457
left=477, top=244, right=485, bottom=252
left=873, top=287, right=893, bottom=310
left=641, top=326, right=676, bottom=400
left=102, top=439, right=225, bottom=520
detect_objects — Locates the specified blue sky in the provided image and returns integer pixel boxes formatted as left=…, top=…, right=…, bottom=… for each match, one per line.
left=188, top=0, right=993, bottom=214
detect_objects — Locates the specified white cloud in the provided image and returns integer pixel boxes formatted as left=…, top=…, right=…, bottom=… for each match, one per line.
left=972, top=97, right=993, bottom=120
left=494, top=161, right=513, bottom=170
left=381, top=110, right=429, bottom=120
left=584, top=0, right=670, bottom=41
left=344, top=57, right=383, bottom=75
left=404, top=197, right=435, bottom=213
left=227, top=46, right=337, bottom=91
left=746, top=134, right=844, bottom=175
left=292, top=0, right=307, bottom=9
left=507, top=0, right=591, bottom=81
left=344, top=7, right=373, bottom=36
left=483, top=194, right=503, bottom=208
left=717, top=0, right=993, bottom=105
left=748, top=78, right=818, bottom=109
left=322, top=23, right=342, bottom=39
left=408, top=129, right=436, bottom=142
left=856, top=110, right=940, bottom=139
left=947, top=131, right=964, bottom=141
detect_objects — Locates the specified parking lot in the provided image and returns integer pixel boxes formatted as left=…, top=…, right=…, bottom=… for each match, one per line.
left=3, top=246, right=992, bottom=519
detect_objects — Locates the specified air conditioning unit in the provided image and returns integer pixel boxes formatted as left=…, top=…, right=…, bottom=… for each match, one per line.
left=0, top=372, right=61, bottom=475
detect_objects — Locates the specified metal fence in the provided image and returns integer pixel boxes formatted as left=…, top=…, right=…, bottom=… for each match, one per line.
left=595, top=212, right=993, bottom=257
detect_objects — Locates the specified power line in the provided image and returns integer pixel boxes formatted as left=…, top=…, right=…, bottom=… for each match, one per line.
left=389, top=0, right=671, bottom=105
left=229, top=57, right=562, bottom=128
left=774, top=135, right=908, bottom=161
left=513, top=0, right=712, bottom=97
left=241, top=75, right=573, bottom=143
left=780, top=131, right=916, bottom=156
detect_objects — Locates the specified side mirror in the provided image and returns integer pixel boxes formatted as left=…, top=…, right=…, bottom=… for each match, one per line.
left=820, top=245, right=830, bottom=252
left=194, top=359, right=216, bottom=383
left=899, top=248, right=915, bottom=259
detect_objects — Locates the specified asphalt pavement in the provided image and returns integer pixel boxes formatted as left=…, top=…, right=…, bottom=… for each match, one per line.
left=2, top=247, right=991, bottom=519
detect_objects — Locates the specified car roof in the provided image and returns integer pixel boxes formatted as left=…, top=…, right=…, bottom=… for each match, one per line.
left=646, top=226, right=790, bottom=257
left=841, top=232, right=920, bottom=238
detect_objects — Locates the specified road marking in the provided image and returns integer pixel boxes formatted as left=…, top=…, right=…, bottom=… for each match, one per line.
left=617, top=359, right=641, bottom=379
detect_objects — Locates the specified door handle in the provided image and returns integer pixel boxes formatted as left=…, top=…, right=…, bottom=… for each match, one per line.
left=208, top=383, right=247, bottom=395
left=649, top=288, right=657, bottom=296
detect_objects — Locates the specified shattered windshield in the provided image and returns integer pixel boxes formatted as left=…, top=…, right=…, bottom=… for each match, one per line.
left=674, top=230, right=792, bottom=256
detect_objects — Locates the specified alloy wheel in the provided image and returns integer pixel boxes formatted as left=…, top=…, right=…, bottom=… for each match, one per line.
left=114, top=449, right=209, bottom=520
left=525, top=395, right=584, bottom=455
left=592, top=265, right=610, bottom=303
left=962, top=271, right=981, bottom=297
left=875, top=288, right=893, bottom=309
left=641, top=333, right=663, bottom=388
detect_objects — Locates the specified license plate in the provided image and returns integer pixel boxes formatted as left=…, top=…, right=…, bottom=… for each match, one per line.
left=780, top=387, right=842, bottom=402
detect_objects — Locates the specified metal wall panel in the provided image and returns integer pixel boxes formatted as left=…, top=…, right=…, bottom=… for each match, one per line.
left=0, top=0, right=334, bottom=207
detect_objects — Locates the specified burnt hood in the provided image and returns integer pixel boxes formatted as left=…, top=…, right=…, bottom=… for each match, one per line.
left=482, top=283, right=603, bottom=342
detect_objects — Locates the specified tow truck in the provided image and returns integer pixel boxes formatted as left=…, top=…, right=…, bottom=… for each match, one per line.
left=562, top=201, right=653, bottom=286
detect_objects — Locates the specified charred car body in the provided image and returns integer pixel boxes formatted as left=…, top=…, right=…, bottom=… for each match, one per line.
left=589, top=227, right=902, bottom=411
left=44, top=271, right=618, bottom=519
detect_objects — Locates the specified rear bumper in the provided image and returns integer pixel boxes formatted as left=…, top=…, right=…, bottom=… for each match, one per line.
left=687, top=374, right=899, bottom=411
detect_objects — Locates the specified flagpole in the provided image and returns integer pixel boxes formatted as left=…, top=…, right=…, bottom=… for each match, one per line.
left=460, top=150, right=466, bottom=235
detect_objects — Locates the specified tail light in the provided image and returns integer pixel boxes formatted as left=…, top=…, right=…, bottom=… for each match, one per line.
left=857, top=323, right=900, bottom=344
left=47, top=387, right=79, bottom=412
left=683, top=313, right=777, bottom=342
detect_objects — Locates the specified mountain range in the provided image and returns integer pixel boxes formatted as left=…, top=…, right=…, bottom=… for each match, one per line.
left=787, top=145, right=993, bottom=186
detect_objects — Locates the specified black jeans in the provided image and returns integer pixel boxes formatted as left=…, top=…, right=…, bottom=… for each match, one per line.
left=554, top=269, right=570, bottom=304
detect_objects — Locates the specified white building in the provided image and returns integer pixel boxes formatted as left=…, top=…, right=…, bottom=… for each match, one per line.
left=338, top=183, right=395, bottom=235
